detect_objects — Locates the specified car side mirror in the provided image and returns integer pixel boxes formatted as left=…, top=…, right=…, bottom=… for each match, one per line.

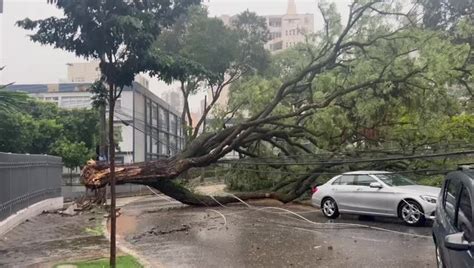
left=370, top=182, right=383, bottom=189
left=445, top=232, right=474, bottom=251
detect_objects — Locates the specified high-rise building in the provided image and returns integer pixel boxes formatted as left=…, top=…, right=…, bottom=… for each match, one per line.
left=220, top=0, right=314, bottom=53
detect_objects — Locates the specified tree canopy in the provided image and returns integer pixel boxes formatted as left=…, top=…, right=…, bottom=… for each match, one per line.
left=79, top=0, right=473, bottom=206
left=0, top=99, right=99, bottom=166
left=152, top=7, right=270, bottom=141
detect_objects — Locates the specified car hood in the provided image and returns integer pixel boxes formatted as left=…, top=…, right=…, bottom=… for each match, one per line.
left=392, top=185, right=441, bottom=196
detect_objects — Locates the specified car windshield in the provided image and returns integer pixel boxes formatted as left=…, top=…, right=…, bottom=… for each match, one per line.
left=376, top=174, right=417, bottom=186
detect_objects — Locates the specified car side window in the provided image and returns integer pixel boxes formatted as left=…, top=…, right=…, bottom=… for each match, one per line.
left=332, top=177, right=341, bottom=185
left=355, top=175, right=377, bottom=186
left=444, top=179, right=461, bottom=225
left=456, top=186, right=473, bottom=242
left=337, top=175, right=356, bottom=186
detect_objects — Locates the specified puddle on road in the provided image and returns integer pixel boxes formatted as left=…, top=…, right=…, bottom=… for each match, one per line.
left=107, top=214, right=138, bottom=238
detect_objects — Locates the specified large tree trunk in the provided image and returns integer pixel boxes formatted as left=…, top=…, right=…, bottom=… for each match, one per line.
left=147, top=180, right=275, bottom=206
left=81, top=157, right=318, bottom=206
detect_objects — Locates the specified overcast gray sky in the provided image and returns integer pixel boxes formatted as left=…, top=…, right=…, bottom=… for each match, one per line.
left=0, top=0, right=350, bottom=110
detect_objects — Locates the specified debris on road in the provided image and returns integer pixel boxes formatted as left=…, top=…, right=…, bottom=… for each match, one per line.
left=60, top=203, right=79, bottom=216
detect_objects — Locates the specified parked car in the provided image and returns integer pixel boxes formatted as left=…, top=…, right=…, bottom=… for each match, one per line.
left=432, top=167, right=474, bottom=268
left=311, top=171, right=441, bottom=226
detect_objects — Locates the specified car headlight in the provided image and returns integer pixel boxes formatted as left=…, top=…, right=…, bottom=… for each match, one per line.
left=420, top=195, right=437, bottom=204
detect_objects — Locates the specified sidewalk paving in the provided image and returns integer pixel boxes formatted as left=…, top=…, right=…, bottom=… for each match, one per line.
left=0, top=209, right=109, bottom=267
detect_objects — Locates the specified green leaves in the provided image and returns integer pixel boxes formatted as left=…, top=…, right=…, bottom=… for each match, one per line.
left=0, top=68, right=29, bottom=112
left=18, top=0, right=201, bottom=88
left=51, top=139, right=92, bottom=169
left=0, top=99, right=99, bottom=168
left=0, top=90, right=28, bottom=112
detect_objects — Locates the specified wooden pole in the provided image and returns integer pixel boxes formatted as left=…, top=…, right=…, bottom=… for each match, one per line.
left=108, top=83, right=116, bottom=268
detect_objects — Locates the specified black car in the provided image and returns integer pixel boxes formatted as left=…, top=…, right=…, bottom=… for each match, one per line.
left=433, top=166, right=474, bottom=268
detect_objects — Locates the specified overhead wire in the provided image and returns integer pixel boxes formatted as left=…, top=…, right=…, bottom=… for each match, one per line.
left=218, top=150, right=474, bottom=166
left=208, top=166, right=457, bottom=176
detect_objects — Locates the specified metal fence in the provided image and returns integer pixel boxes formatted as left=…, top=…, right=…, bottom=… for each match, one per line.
left=0, top=153, right=62, bottom=221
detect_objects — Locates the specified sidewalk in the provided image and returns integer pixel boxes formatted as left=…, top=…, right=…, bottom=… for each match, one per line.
left=0, top=208, right=109, bottom=267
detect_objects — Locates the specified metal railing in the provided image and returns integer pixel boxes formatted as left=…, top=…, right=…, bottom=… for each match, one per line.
left=0, top=153, right=62, bottom=221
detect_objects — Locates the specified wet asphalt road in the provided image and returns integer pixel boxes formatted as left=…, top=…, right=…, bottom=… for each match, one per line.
left=117, top=196, right=436, bottom=268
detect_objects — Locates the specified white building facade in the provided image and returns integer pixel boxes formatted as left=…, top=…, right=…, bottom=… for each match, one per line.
left=6, top=82, right=184, bottom=164
left=220, top=0, right=314, bottom=53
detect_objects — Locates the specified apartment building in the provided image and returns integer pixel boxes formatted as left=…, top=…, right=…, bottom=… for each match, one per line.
left=220, top=0, right=314, bottom=53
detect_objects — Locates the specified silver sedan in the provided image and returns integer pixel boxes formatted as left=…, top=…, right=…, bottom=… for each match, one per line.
left=311, top=171, right=441, bottom=226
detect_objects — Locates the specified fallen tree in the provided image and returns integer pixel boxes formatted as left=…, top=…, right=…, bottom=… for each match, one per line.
left=79, top=1, right=471, bottom=205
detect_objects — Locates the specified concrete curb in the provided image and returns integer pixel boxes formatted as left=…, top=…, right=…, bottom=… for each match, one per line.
left=0, top=197, right=63, bottom=237
left=100, top=196, right=162, bottom=268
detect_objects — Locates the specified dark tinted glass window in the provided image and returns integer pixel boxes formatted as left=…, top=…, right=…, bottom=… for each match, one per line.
left=444, top=179, right=461, bottom=223
left=334, top=175, right=356, bottom=186
left=377, top=174, right=416, bottom=186
left=456, top=186, right=473, bottom=242
left=355, top=175, right=377, bottom=186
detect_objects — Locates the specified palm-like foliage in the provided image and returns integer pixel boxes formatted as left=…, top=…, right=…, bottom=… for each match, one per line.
left=0, top=67, right=28, bottom=112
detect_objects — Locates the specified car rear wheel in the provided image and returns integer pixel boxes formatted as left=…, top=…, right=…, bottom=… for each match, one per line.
left=435, top=242, right=445, bottom=268
left=399, top=200, right=425, bottom=226
left=321, top=198, right=339, bottom=219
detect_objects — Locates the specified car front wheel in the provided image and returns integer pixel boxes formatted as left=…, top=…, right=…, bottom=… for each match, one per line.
left=399, top=200, right=425, bottom=226
left=321, top=198, right=340, bottom=219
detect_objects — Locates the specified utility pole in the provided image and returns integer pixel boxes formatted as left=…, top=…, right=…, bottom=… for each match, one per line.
left=108, top=83, right=117, bottom=268
left=98, top=103, right=107, bottom=205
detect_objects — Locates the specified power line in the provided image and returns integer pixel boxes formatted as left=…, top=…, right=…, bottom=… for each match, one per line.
left=218, top=150, right=474, bottom=166
left=210, top=165, right=456, bottom=176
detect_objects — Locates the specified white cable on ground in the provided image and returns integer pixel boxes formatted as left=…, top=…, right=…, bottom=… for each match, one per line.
left=210, top=195, right=228, bottom=208
left=227, top=194, right=431, bottom=239
left=146, top=186, right=176, bottom=203
left=206, top=209, right=228, bottom=228
left=144, top=187, right=431, bottom=239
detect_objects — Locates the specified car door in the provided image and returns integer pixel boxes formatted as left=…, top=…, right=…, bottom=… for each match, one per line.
left=447, top=184, right=474, bottom=268
left=331, top=175, right=359, bottom=212
left=436, top=177, right=462, bottom=267
left=352, top=175, right=397, bottom=216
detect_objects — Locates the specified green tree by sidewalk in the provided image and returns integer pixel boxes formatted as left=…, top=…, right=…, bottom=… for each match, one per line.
left=52, top=139, right=92, bottom=181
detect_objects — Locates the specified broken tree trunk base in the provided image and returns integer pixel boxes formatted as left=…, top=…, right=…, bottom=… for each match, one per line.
left=81, top=159, right=191, bottom=188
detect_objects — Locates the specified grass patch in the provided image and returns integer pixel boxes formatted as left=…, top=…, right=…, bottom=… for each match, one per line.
left=55, top=255, right=143, bottom=268
left=84, top=225, right=104, bottom=236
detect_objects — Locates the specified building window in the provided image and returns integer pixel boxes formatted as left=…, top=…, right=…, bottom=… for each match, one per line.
left=158, top=107, right=168, bottom=131
left=152, top=103, right=158, bottom=127
left=269, top=18, right=282, bottom=27
left=152, top=137, right=158, bottom=154
left=169, top=114, right=177, bottom=135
